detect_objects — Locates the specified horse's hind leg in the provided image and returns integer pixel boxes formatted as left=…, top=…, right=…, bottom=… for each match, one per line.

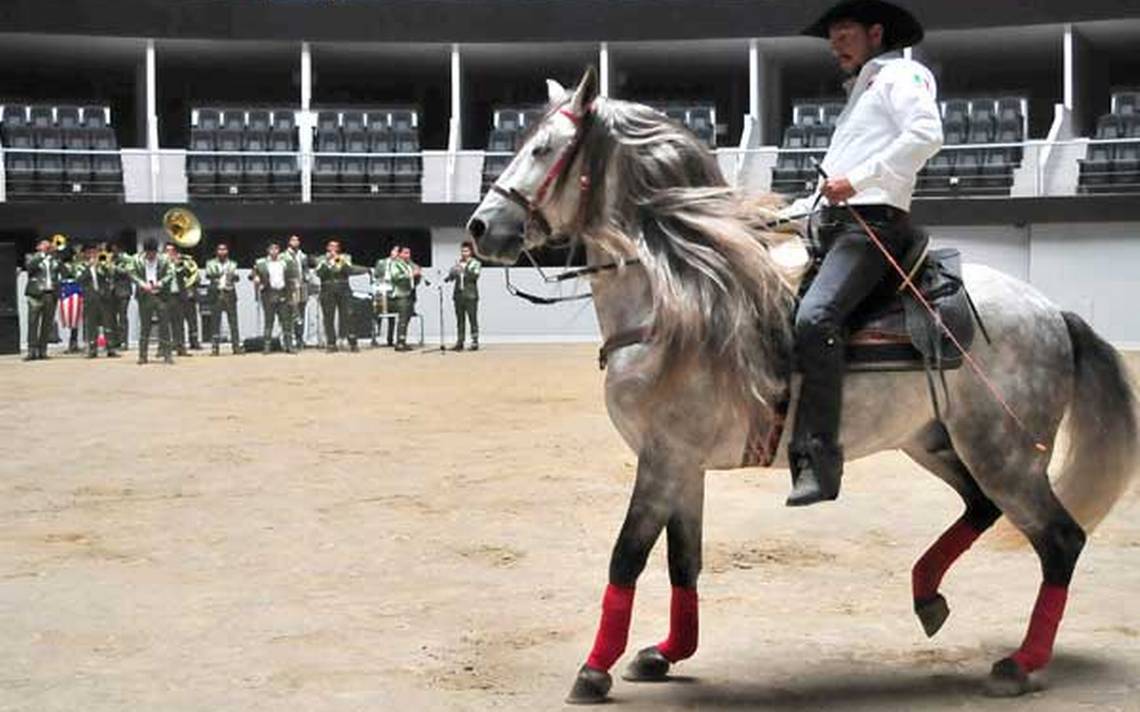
left=983, top=475, right=1085, bottom=696
left=904, top=422, right=1002, bottom=638
left=623, top=473, right=705, bottom=683
left=951, top=434, right=1086, bottom=696
left=567, top=450, right=697, bottom=704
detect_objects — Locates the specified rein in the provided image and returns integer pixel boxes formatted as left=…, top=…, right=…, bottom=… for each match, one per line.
left=505, top=249, right=641, bottom=306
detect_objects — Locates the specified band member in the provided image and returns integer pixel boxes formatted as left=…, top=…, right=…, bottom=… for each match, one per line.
left=373, top=244, right=400, bottom=347
left=61, top=245, right=82, bottom=354
left=285, top=234, right=312, bottom=348
left=163, top=244, right=193, bottom=357
left=110, top=243, right=134, bottom=349
left=779, top=0, right=942, bottom=505
left=314, top=239, right=362, bottom=353
left=22, top=239, right=61, bottom=361
left=129, top=237, right=176, bottom=365
left=251, top=240, right=300, bottom=354
left=390, top=246, right=422, bottom=352
left=204, top=242, right=244, bottom=356
left=445, top=241, right=482, bottom=351
left=72, top=243, right=120, bottom=358
left=168, top=244, right=202, bottom=350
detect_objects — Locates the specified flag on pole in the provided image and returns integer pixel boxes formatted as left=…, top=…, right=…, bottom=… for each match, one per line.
left=59, top=280, right=84, bottom=330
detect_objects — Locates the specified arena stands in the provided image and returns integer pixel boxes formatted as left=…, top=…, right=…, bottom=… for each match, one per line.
left=771, top=97, right=1028, bottom=199
left=311, top=107, right=422, bottom=199
left=1078, top=92, right=1140, bottom=193
left=1, top=103, right=123, bottom=199
left=187, top=107, right=299, bottom=199
left=481, top=107, right=543, bottom=194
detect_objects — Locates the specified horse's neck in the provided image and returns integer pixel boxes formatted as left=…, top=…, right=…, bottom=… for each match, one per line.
left=586, top=243, right=652, bottom=341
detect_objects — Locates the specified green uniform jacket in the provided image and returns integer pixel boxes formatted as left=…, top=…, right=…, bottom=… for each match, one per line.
left=70, top=259, right=117, bottom=298
left=24, top=252, right=64, bottom=296
left=252, top=255, right=301, bottom=293
left=447, top=258, right=482, bottom=300
left=204, top=258, right=241, bottom=293
left=112, top=253, right=135, bottom=297
left=389, top=259, right=422, bottom=299
left=315, top=254, right=364, bottom=285
left=129, top=253, right=176, bottom=295
left=173, top=255, right=201, bottom=293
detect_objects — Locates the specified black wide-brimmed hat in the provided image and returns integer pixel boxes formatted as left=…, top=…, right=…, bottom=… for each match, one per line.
left=803, top=0, right=924, bottom=51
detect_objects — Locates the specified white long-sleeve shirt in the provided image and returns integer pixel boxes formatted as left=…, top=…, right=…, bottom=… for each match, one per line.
left=784, top=52, right=943, bottom=215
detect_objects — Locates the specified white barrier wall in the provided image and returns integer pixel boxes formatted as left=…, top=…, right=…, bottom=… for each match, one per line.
left=15, top=222, right=1140, bottom=349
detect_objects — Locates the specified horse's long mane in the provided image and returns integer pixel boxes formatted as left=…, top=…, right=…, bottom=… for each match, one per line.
left=573, top=98, right=800, bottom=409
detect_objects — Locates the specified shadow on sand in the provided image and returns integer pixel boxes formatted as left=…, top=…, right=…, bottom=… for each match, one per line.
left=605, top=652, right=1129, bottom=710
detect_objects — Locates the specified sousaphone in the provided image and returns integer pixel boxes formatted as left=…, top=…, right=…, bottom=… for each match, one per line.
left=163, top=207, right=203, bottom=249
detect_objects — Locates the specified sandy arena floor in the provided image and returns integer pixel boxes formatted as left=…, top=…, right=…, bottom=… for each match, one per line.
left=0, top=345, right=1137, bottom=711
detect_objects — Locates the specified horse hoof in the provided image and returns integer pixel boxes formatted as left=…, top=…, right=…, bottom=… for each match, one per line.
left=984, top=657, right=1032, bottom=697
left=914, top=594, right=950, bottom=638
left=622, top=646, right=672, bottom=682
left=566, top=664, right=612, bottom=705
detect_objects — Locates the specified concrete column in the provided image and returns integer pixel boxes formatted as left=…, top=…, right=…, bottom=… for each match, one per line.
left=300, top=41, right=313, bottom=203
left=145, top=40, right=159, bottom=201
left=449, top=43, right=462, bottom=151
left=1064, top=24, right=1094, bottom=137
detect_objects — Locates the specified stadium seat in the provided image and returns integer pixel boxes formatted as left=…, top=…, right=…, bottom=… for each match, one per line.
left=772, top=125, right=810, bottom=196
left=317, top=111, right=340, bottom=131
left=343, top=111, right=365, bottom=133
left=3, top=126, right=35, bottom=194
left=367, top=131, right=394, bottom=194
left=796, top=104, right=821, bottom=126
left=1079, top=114, right=1126, bottom=192
left=248, top=110, right=271, bottom=132
left=391, top=111, right=416, bottom=131
left=366, top=111, right=390, bottom=132
left=272, top=111, right=295, bottom=133
left=56, top=106, right=80, bottom=129
left=33, top=127, right=64, bottom=194
left=242, top=131, right=270, bottom=195
left=190, top=128, right=217, bottom=152
left=81, top=106, right=108, bottom=129
left=187, top=154, right=217, bottom=196
left=29, top=106, right=54, bottom=128
left=2, top=105, right=28, bottom=130
left=267, top=127, right=300, bottom=195
left=197, top=109, right=221, bottom=131
left=341, top=130, right=368, bottom=193
left=944, top=100, right=970, bottom=127
left=392, top=129, right=421, bottom=196
left=222, top=110, right=245, bottom=132
left=313, top=128, right=342, bottom=196
left=63, top=128, right=92, bottom=194
left=823, top=103, right=844, bottom=127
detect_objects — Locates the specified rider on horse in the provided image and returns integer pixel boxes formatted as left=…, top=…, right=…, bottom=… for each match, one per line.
left=780, top=0, right=944, bottom=506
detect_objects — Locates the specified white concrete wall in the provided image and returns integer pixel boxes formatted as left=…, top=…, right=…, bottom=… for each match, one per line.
left=15, top=222, right=1140, bottom=349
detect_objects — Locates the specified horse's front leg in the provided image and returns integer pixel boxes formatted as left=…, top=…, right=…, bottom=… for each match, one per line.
left=567, top=450, right=692, bottom=705
left=623, top=472, right=705, bottom=682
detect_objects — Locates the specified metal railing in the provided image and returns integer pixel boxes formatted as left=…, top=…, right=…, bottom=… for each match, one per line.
left=3, top=137, right=1140, bottom=204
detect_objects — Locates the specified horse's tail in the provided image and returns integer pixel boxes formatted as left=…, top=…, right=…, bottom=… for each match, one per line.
left=1053, top=311, right=1140, bottom=531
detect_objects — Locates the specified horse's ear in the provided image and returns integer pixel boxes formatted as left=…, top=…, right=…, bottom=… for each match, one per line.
left=546, top=79, right=567, bottom=105
left=570, top=66, right=599, bottom=114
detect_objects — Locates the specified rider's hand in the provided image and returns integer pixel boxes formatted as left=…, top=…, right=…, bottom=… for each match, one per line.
left=822, top=177, right=856, bottom=204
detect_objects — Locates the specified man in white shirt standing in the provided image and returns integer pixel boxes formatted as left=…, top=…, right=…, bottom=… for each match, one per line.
left=252, top=240, right=300, bottom=354
left=782, top=0, right=944, bottom=506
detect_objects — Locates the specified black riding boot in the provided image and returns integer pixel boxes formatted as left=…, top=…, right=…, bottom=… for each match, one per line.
left=787, top=321, right=847, bottom=507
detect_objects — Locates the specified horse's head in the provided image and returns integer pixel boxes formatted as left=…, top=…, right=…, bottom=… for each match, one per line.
left=466, top=67, right=599, bottom=264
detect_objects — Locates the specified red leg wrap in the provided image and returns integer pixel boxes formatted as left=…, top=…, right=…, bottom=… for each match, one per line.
left=585, top=584, right=636, bottom=671
left=1011, top=583, right=1068, bottom=673
left=912, top=517, right=983, bottom=602
left=656, top=586, right=699, bottom=663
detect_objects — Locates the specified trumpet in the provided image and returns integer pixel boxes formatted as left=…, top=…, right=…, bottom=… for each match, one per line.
left=97, top=250, right=114, bottom=267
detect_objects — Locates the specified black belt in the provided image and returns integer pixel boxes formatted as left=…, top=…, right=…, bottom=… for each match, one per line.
left=821, top=204, right=907, bottom=224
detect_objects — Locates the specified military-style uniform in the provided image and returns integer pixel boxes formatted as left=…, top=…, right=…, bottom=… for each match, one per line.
left=204, top=257, right=243, bottom=355
left=173, top=254, right=201, bottom=350
left=129, top=252, right=176, bottom=364
left=286, top=246, right=312, bottom=347
left=373, top=256, right=397, bottom=346
left=314, top=253, right=359, bottom=351
left=23, top=251, right=62, bottom=360
left=252, top=253, right=300, bottom=353
left=389, top=259, right=421, bottom=350
left=448, top=257, right=482, bottom=350
left=111, top=252, right=134, bottom=349
left=166, top=256, right=193, bottom=356
left=71, top=256, right=119, bottom=357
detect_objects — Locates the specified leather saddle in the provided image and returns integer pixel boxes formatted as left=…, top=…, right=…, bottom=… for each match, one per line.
left=800, top=233, right=981, bottom=373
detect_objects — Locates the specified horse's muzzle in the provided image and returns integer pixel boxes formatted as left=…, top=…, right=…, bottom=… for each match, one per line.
left=467, top=217, right=525, bottom=264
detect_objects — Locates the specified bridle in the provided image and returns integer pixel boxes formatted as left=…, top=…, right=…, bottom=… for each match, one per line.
left=488, top=106, right=593, bottom=240
left=490, top=102, right=642, bottom=305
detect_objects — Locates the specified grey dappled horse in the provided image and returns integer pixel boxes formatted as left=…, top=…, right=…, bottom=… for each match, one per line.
left=466, top=68, right=1139, bottom=705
